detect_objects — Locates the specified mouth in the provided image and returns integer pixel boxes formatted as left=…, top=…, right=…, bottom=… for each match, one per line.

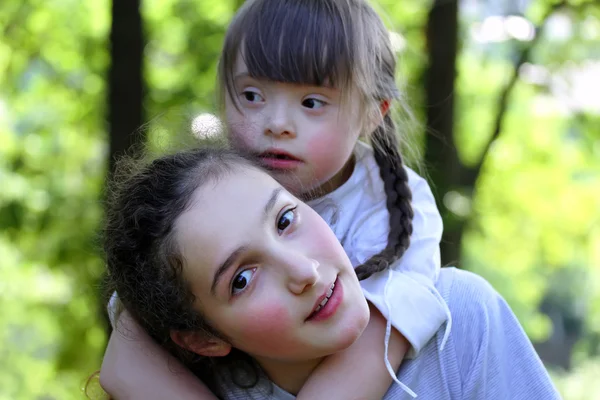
left=257, top=149, right=303, bottom=170
left=306, top=277, right=341, bottom=322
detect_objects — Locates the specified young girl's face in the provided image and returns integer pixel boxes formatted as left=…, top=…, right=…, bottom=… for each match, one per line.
left=225, top=56, right=363, bottom=197
left=174, top=166, right=369, bottom=363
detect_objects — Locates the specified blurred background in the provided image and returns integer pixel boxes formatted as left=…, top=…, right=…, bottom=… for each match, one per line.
left=1, top=0, right=598, bottom=398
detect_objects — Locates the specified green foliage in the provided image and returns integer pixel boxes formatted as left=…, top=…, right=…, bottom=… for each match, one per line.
left=0, top=0, right=598, bottom=398
left=550, top=358, right=600, bottom=399
left=144, top=0, right=236, bottom=118
left=0, top=0, right=109, bottom=398
left=456, top=5, right=600, bottom=346
left=0, top=0, right=238, bottom=398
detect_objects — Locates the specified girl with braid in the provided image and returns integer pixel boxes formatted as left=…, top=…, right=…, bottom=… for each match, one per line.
left=101, top=0, right=451, bottom=398
left=102, top=146, right=559, bottom=399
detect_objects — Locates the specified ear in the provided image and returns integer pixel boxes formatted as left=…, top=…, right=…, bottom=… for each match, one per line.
left=380, top=99, right=391, bottom=117
left=363, top=99, right=392, bottom=136
left=170, top=330, right=232, bottom=357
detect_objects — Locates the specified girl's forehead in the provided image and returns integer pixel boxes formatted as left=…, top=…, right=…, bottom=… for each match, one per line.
left=191, top=167, right=280, bottom=213
left=175, top=168, right=285, bottom=275
left=177, top=168, right=275, bottom=236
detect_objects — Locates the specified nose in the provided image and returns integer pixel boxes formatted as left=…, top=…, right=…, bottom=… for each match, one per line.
left=265, top=102, right=296, bottom=139
left=278, top=252, right=319, bottom=295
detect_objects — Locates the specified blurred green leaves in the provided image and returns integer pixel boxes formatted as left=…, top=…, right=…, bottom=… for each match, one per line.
left=0, top=0, right=598, bottom=399
left=1, top=0, right=109, bottom=398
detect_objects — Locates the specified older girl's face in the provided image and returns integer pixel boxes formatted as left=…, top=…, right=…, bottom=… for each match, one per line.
left=175, top=166, right=369, bottom=364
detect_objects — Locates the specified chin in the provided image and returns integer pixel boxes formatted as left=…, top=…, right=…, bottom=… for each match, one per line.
left=335, top=299, right=370, bottom=351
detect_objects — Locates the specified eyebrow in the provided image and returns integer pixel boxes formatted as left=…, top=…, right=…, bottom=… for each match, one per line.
left=210, top=187, right=283, bottom=296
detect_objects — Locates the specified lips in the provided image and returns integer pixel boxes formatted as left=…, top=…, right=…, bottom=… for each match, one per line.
left=257, top=149, right=303, bottom=170
left=258, top=149, right=301, bottom=161
left=306, top=278, right=340, bottom=321
left=310, top=282, right=335, bottom=315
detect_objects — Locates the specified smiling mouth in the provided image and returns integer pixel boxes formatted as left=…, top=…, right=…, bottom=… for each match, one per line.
left=308, top=281, right=336, bottom=319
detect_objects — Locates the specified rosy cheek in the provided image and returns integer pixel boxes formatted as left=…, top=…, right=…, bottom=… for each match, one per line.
left=307, top=135, right=345, bottom=177
left=235, top=303, right=294, bottom=353
left=307, top=133, right=338, bottom=155
left=307, top=135, right=327, bottom=157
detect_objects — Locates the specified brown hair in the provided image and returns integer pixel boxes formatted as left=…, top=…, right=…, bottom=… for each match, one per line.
left=218, top=0, right=414, bottom=279
left=103, top=147, right=262, bottom=392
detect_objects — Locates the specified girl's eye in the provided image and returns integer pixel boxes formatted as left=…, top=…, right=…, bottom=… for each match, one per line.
left=231, top=268, right=256, bottom=295
left=241, top=90, right=264, bottom=103
left=302, top=98, right=326, bottom=109
left=277, top=208, right=296, bottom=233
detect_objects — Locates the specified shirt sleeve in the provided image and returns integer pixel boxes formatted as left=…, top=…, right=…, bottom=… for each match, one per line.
left=450, top=270, right=561, bottom=399
left=356, top=169, right=448, bottom=356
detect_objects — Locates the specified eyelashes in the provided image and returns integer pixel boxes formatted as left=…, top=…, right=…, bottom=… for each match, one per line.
left=231, top=267, right=256, bottom=295
left=276, top=207, right=297, bottom=233
left=237, top=85, right=328, bottom=110
left=241, top=89, right=264, bottom=103
left=302, top=98, right=327, bottom=109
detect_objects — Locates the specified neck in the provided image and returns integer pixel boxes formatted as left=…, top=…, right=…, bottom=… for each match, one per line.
left=254, top=356, right=325, bottom=395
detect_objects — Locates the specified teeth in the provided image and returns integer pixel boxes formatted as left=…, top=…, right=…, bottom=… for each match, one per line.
left=313, top=281, right=336, bottom=314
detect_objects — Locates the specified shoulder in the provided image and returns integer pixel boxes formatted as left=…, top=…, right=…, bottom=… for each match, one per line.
left=437, top=268, right=508, bottom=354
left=438, top=268, right=511, bottom=375
left=438, top=268, right=502, bottom=318
left=442, top=268, right=497, bottom=299
left=436, top=270, right=560, bottom=399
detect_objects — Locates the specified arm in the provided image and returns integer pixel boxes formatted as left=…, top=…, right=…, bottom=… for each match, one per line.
left=100, top=309, right=218, bottom=400
left=297, top=303, right=409, bottom=400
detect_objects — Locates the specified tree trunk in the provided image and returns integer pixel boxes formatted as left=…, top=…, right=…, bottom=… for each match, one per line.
left=108, top=0, right=145, bottom=174
left=102, top=0, right=145, bottom=336
left=423, top=0, right=570, bottom=268
left=423, top=0, right=462, bottom=266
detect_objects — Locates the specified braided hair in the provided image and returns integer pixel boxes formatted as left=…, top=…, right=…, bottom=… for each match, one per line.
left=354, top=115, right=414, bottom=280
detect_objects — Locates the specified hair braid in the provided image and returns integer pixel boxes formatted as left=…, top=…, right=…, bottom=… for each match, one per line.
left=354, top=114, right=414, bottom=281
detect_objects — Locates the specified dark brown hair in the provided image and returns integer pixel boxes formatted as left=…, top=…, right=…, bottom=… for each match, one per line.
left=218, top=0, right=413, bottom=280
left=103, top=147, right=262, bottom=393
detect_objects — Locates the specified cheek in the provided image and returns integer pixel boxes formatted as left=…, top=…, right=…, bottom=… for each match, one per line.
left=226, top=109, right=261, bottom=149
left=231, top=302, right=295, bottom=353
left=306, top=134, right=353, bottom=178
left=304, top=212, right=349, bottom=265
